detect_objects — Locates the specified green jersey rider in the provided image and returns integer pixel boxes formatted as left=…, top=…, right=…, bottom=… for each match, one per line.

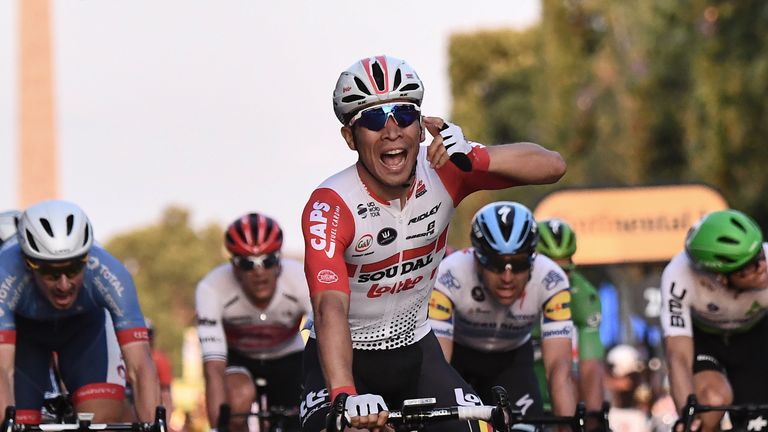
left=533, top=219, right=605, bottom=416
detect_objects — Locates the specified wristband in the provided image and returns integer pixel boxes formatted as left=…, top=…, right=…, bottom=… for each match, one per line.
left=468, top=144, right=490, bottom=172
left=330, top=385, right=357, bottom=400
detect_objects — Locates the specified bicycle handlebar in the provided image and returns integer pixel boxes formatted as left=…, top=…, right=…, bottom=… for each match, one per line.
left=1, top=406, right=167, bottom=432
left=326, top=386, right=603, bottom=432
left=677, top=394, right=768, bottom=432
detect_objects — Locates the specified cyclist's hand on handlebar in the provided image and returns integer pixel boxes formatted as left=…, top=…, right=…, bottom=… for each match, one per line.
left=345, top=394, right=389, bottom=431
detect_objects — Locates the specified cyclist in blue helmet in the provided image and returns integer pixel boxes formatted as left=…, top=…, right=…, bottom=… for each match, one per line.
left=429, top=201, right=577, bottom=418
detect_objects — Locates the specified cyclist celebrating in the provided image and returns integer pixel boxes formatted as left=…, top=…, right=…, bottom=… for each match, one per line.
left=535, top=219, right=605, bottom=415
left=428, top=202, right=576, bottom=418
left=301, top=54, right=565, bottom=432
left=661, top=209, right=768, bottom=432
left=196, top=213, right=310, bottom=432
left=0, top=210, right=20, bottom=250
left=0, top=200, right=159, bottom=423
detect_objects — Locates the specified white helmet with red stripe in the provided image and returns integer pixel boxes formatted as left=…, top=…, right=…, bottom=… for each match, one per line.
left=333, top=55, right=424, bottom=124
left=225, top=213, right=283, bottom=256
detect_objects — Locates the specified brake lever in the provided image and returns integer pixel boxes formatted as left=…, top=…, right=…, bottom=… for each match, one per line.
left=326, top=393, right=349, bottom=432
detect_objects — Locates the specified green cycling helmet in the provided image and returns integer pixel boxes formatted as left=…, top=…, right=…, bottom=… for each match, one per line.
left=536, top=218, right=577, bottom=259
left=685, top=209, right=764, bottom=273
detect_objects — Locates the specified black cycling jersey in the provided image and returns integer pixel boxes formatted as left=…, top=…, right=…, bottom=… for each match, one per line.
left=300, top=331, right=481, bottom=432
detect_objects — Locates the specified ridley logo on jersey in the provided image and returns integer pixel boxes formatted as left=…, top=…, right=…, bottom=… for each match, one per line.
left=308, top=201, right=339, bottom=258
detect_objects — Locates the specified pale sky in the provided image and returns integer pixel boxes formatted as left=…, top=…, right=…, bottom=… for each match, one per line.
left=0, top=0, right=540, bottom=255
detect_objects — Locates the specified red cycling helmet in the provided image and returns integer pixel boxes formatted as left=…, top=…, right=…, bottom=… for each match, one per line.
left=225, top=213, right=283, bottom=256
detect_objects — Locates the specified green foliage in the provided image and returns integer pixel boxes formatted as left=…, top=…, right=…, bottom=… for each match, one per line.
left=447, top=0, right=768, bottom=235
left=105, top=206, right=225, bottom=376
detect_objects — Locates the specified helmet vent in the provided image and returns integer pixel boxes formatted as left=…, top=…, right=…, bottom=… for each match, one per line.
left=400, top=83, right=420, bottom=92
left=371, top=62, right=385, bottom=91
left=731, top=217, right=747, bottom=233
left=83, top=225, right=90, bottom=246
left=39, top=218, right=54, bottom=237
left=25, top=230, right=39, bottom=252
left=717, top=236, right=739, bottom=245
left=342, top=94, right=366, bottom=103
left=393, top=69, right=402, bottom=90
left=714, top=254, right=737, bottom=264
left=66, top=215, right=74, bottom=234
left=354, top=77, right=372, bottom=95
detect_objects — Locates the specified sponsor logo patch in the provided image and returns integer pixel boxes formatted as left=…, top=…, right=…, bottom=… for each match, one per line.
left=377, top=227, right=397, bottom=246
left=317, top=269, right=339, bottom=284
left=428, top=290, right=453, bottom=321
left=355, top=234, right=373, bottom=252
left=543, top=290, right=572, bottom=322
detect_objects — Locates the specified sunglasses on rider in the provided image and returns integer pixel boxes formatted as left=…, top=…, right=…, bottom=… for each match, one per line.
left=231, top=253, right=280, bottom=271
left=348, top=103, right=421, bottom=131
left=477, top=253, right=534, bottom=274
left=25, top=256, right=88, bottom=279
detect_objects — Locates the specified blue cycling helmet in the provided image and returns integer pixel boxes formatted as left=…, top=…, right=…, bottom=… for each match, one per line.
left=470, top=201, right=538, bottom=263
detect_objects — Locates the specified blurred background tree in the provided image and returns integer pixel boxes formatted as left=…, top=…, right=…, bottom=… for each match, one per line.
left=447, top=0, right=768, bottom=247
left=105, top=206, right=225, bottom=373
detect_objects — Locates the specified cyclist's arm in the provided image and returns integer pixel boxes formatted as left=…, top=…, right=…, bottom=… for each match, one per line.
left=302, top=188, right=356, bottom=396
left=571, top=273, right=605, bottom=412
left=122, top=341, right=160, bottom=422
left=486, top=143, right=566, bottom=185
left=428, top=288, right=456, bottom=362
left=0, top=344, right=14, bottom=413
left=312, top=290, right=355, bottom=391
left=542, top=336, right=577, bottom=417
left=578, top=358, right=605, bottom=413
left=665, top=335, right=695, bottom=411
left=195, top=273, right=227, bottom=428
left=203, top=359, right=226, bottom=428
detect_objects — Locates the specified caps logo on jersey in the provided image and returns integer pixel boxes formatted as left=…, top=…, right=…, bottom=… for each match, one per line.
left=317, top=269, right=339, bottom=284
left=355, top=234, right=373, bottom=252
left=543, top=290, right=572, bottom=322
left=377, top=227, right=397, bottom=246
left=308, top=201, right=339, bottom=259
left=428, top=290, right=453, bottom=321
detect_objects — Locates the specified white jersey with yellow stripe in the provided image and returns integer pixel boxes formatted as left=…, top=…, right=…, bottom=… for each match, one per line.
left=429, top=249, right=574, bottom=352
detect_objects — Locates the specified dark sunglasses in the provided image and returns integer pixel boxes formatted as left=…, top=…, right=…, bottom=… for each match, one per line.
left=477, top=254, right=534, bottom=274
left=26, top=256, right=88, bottom=279
left=729, top=250, right=766, bottom=276
left=349, top=103, right=421, bottom=131
left=231, top=253, right=280, bottom=271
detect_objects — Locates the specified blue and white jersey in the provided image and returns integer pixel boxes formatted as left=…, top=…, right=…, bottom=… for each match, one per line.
left=0, top=243, right=147, bottom=345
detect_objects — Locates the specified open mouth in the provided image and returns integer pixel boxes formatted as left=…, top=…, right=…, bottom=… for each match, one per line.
left=51, top=290, right=75, bottom=308
left=380, top=148, right=407, bottom=170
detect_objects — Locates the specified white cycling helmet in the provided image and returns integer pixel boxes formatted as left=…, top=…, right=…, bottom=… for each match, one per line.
left=606, top=344, right=643, bottom=377
left=18, top=200, right=94, bottom=261
left=333, top=55, right=424, bottom=124
left=0, top=210, right=21, bottom=245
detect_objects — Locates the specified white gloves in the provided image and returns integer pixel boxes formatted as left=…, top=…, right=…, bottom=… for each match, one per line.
left=440, top=122, right=473, bottom=171
left=344, top=393, right=388, bottom=419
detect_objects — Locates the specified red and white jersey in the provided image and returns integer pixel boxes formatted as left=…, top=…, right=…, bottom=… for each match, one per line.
left=429, top=249, right=573, bottom=352
left=195, top=258, right=311, bottom=361
left=302, top=144, right=516, bottom=350
left=660, top=244, right=768, bottom=337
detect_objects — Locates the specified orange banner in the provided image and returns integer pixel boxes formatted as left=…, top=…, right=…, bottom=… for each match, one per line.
left=534, top=185, right=727, bottom=265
